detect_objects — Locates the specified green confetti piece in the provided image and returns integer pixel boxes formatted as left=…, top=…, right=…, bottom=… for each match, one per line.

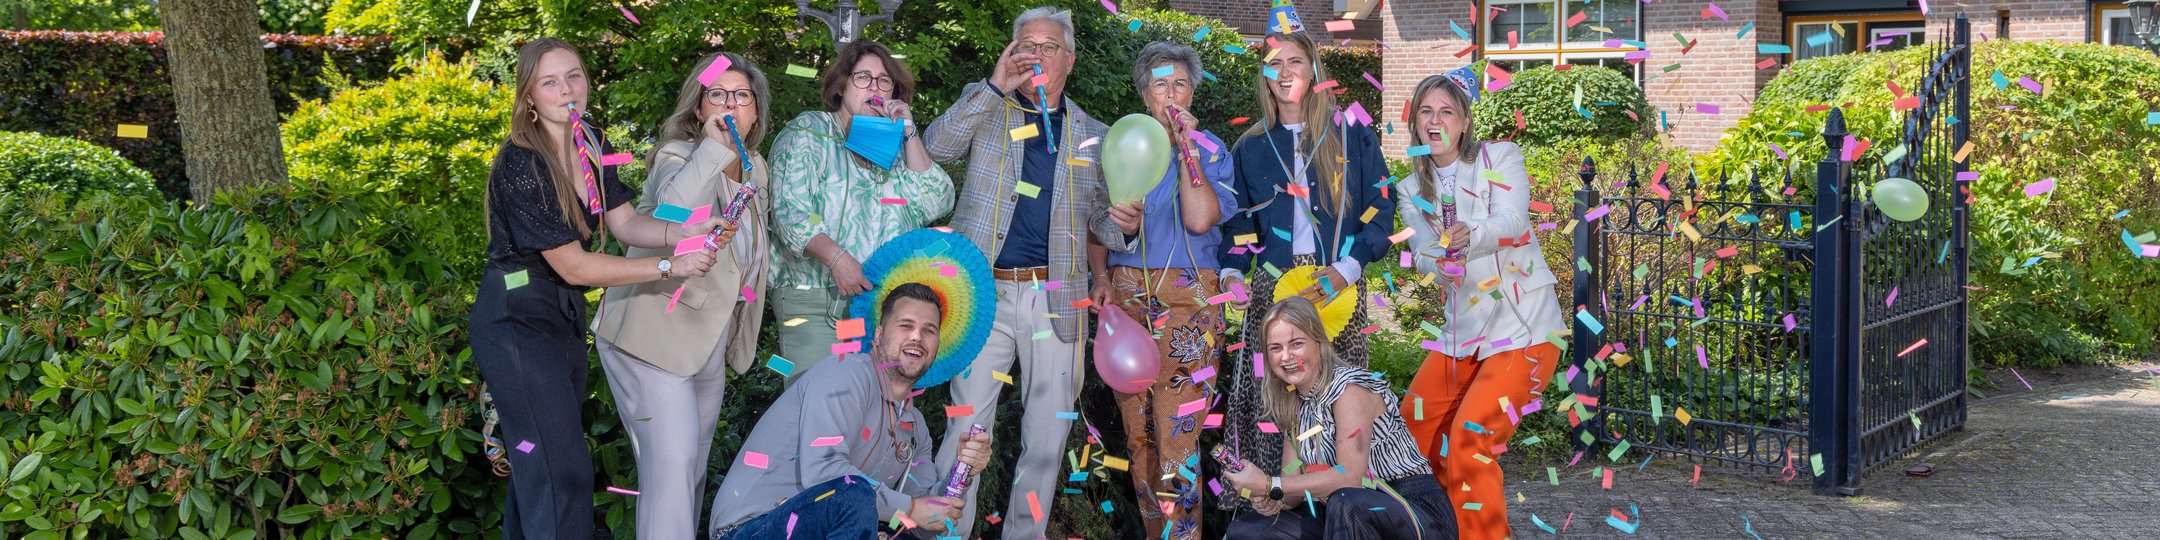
left=1650, top=394, right=1663, bottom=424
left=1810, top=453, right=1825, bottom=476
left=504, top=269, right=528, bottom=290
left=1463, top=502, right=1483, bottom=511
left=785, top=64, right=817, bottom=78
left=1608, top=439, right=1632, bottom=461
left=1547, top=466, right=1559, bottom=485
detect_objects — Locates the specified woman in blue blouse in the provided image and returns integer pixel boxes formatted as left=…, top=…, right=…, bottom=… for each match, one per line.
left=1087, top=41, right=1236, bottom=540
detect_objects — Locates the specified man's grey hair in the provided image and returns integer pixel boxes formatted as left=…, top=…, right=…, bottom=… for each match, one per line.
left=1131, top=41, right=1204, bottom=98
left=1013, top=7, right=1075, bottom=52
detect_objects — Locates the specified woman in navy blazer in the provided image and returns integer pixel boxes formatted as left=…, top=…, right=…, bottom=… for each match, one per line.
left=1215, top=29, right=1394, bottom=508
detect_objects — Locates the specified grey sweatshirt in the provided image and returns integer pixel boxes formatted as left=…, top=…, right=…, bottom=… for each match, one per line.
left=708, top=353, right=946, bottom=532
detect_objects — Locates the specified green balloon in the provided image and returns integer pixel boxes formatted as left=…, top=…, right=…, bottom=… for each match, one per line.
left=1103, top=114, right=1173, bottom=204
left=1872, top=177, right=1930, bottom=222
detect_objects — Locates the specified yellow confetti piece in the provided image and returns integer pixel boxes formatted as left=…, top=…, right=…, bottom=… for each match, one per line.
left=1675, top=407, right=1694, bottom=425
left=1009, top=123, right=1040, bottom=141
left=814, top=489, right=836, bottom=501
left=1066, top=157, right=1092, bottom=167
left=1102, top=455, right=1130, bottom=471
left=782, top=318, right=808, bottom=327
left=1611, top=353, right=1633, bottom=367
left=1678, top=222, right=1703, bottom=242
left=994, top=371, right=1014, bottom=385
left=1295, top=424, right=1325, bottom=441
left=115, top=124, right=148, bottom=138
left=1953, top=141, right=1974, bottom=163
left=1234, top=233, right=1259, bottom=245
left=1473, top=453, right=1493, bottom=464
left=1015, top=181, right=1042, bottom=198
left=1359, top=206, right=1378, bottom=223
left=1742, top=264, right=1764, bottom=275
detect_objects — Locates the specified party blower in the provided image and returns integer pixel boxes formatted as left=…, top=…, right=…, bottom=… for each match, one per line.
left=1166, top=105, right=1205, bottom=187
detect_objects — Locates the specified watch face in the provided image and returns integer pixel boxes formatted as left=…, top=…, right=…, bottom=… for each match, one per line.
left=658, top=259, right=673, bottom=272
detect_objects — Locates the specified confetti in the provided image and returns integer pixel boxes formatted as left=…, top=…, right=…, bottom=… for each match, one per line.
left=607, top=486, right=640, bottom=495
left=837, top=318, right=866, bottom=340
left=1015, top=181, right=1041, bottom=198
left=697, top=55, right=732, bottom=87
left=766, top=355, right=795, bottom=376
left=1009, top=123, right=1041, bottom=141
left=516, top=440, right=535, bottom=453
left=504, top=269, right=529, bottom=290
left=745, top=451, right=769, bottom=468
left=115, top=124, right=149, bottom=139
left=785, top=64, right=817, bottom=78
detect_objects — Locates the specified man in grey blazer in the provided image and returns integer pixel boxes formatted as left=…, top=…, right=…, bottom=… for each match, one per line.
left=920, top=6, right=1142, bottom=539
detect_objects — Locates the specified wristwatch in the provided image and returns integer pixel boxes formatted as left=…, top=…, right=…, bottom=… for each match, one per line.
left=657, top=257, right=673, bottom=280
left=1268, top=476, right=1284, bottom=501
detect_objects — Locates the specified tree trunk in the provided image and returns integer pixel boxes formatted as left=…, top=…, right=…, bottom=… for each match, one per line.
left=158, top=0, right=288, bottom=201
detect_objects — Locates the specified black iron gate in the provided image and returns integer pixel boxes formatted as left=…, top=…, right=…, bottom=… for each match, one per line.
left=1569, top=15, right=1971, bottom=495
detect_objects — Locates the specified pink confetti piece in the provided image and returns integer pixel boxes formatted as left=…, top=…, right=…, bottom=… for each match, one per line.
left=2023, top=178, right=2055, bottom=197
left=2016, top=76, right=2042, bottom=95
left=516, top=440, right=535, bottom=453
left=1344, top=101, right=1374, bottom=127
left=1252, top=354, right=1266, bottom=379
left=1696, top=103, right=1720, bottom=115
left=1896, top=338, right=1928, bottom=357
left=607, top=486, right=641, bottom=495
left=811, top=436, right=844, bottom=447
left=2011, top=367, right=2033, bottom=390
left=741, top=285, right=757, bottom=304
left=675, top=236, right=708, bottom=256
left=744, top=451, right=769, bottom=468
left=1583, top=205, right=1612, bottom=221
left=939, top=265, right=959, bottom=277
left=1956, top=171, right=1980, bottom=182
left=666, top=284, right=684, bottom=314
left=1176, top=398, right=1209, bottom=417
left=786, top=512, right=798, bottom=538
left=1520, top=399, right=1543, bottom=416
left=1769, top=142, right=1788, bottom=160
left=1886, top=286, right=1899, bottom=307
left=1783, top=313, right=1797, bottom=332
left=1192, top=365, right=1217, bottom=382
left=1696, top=345, right=1709, bottom=369
left=878, top=197, right=908, bottom=204
left=1705, top=3, right=1729, bottom=20
left=1099, top=0, right=1118, bottom=14
left=685, top=204, right=713, bottom=225
left=600, top=152, right=634, bottom=166
left=1205, top=414, right=1223, bottom=428
left=618, top=6, right=640, bottom=25
left=1362, top=71, right=1384, bottom=92
left=1325, top=19, right=1355, bottom=32
left=1257, top=422, right=1279, bottom=433
left=697, top=56, right=732, bottom=87
left=1623, top=50, right=1651, bottom=61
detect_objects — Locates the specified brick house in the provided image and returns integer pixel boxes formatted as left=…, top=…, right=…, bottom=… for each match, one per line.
left=1171, top=0, right=2149, bottom=154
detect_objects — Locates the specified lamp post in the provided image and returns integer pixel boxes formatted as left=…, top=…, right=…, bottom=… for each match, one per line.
left=796, top=0, right=905, bottom=51
left=2129, top=0, right=2160, bottom=55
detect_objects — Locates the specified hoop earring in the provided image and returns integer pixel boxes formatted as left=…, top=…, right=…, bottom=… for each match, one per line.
left=529, top=107, right=539, bottom=122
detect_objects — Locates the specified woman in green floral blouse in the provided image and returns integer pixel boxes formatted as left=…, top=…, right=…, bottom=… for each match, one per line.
left=768, top=39, right=954, bottom=382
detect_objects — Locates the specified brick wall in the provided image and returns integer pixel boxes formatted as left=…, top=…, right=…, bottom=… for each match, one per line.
left=1640, top=0, right=1781, bottom=152
left=1922, top=1, right=2087, bottom=43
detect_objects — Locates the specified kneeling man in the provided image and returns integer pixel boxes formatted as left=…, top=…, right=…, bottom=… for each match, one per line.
left=708, top=282, right=992, bottom=539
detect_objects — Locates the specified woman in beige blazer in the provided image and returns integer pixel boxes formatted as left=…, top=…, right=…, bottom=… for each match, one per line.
left=589, top=52, right=772, bottom=539
left=1393, top=68, right=1567, bottom=540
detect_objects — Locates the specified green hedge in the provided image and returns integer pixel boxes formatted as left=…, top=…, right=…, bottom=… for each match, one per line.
left=281, top=52, right=509, bottom=274
left=1703, top=40, right=2160, bottom=365
left=1473, top=63, right=1654, bottom=147
left=0, top=131, right=158, bottom=197
left=0, top=185, right=493, bottom=538
left=0, top=30, right=400, bottom=200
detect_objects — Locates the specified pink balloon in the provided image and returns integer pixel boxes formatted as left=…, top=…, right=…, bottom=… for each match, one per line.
left=1093, top=308, right=1161, bottom=394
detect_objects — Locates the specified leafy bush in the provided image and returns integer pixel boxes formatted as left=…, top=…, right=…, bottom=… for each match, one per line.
left=0, top=30, right=399, bottom=200
left=0, top=185, right=493, bottom=538
left=282, top=52, right=509, bottom=271
left=0, top=131, right=158, bottom=197
left=1702, top=40, right=2160, bottom=365
left=8, top=0, right=332, bottom=33
left=1472, top=63, right=1654, bottom=148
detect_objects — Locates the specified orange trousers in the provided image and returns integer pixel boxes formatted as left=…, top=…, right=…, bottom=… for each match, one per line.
left=1403, top=343, right=1560, bottom=540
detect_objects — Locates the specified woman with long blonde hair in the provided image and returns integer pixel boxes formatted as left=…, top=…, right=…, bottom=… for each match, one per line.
left=588, top=51, right=771, bottom=538
left=1218, top=297, right=1457, bottom=538
left=1396, top=68, right=1567, bottom=540
left=1216, top=25, right=1395, bottom=505
left=468, top=38, right=727, bottom=538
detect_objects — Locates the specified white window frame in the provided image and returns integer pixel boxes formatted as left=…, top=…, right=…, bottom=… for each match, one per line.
left=1562, top=0, right=1642, bottom=47
left=1793, top=21, right=1859, bottom=60
left=1487, top=0, right=1563, bottom=49
left=2101, top=8, right=2135, bottom=45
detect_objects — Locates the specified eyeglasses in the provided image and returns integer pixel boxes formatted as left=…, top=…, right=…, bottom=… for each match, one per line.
left=850, top=71, right=896, bottom=91
left=1017, top=41, right=1066, bottom=57
left=1150, top=78, right=1192, bottom=96
left=704, top=88, right=756, bottom=106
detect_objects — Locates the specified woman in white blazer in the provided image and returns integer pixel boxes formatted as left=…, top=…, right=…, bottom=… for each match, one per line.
left=588, top=52, right=772, bottom=539
left=1393, top=67, right=1568, bottom=540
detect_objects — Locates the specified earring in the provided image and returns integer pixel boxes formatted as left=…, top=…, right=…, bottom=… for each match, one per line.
left=529, top=107, right=539, bottom=122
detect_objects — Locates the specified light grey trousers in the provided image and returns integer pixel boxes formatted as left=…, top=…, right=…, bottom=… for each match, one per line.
left=772, top=285, right=846, bottom=386
left=934, top=279, right=1082, bottom=540
left=595, top=338, right=729, bottom=540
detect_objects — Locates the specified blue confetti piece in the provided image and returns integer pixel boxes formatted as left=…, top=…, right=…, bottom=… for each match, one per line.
left=1992, top=70, right=2009, bottom=90
left=652, top=203, right=694, bottom=224
left=765, top=355, right=795, bottom=376
left=1577, top=310, right=1605, bottom=335
left=1224, top=45, right=1247, bottom=54
left=1067, top=472, right=1088, bottom=482
left=2125, top=230, right=2142, bottom=253
left=1152, top=65, right=1175, bottom=78
left=1192, top=26, right=1211, bottom=41
left=2114, top=210, right=2132, bottom=220
left=2148, top=112, right=2160, bottom=125
left=1805, top=32, right=1832, bottom=47
left=1055, top=411, right=1080, bottom=420
left=1202, top=70, right=1217, bottom=83
left=1101, top=500, right=1115, bottom=513
left=1406, top=144, right=1431, bottom=157
left=1128, top=20, right=1143, bottom=32
left=1263, top=66, right=1279, bottom=80
left=1756, top=44, right=1791, bottom=55
left=1744, top=515, right=1764, bottom=540
left=1463, top=421, right=1488, bottom=434
left=1450, top=20, right=1470, bottom=41
left=1533, top=514, right=1558, bottom=534
left=1737, top=22, right=1754, bottom=39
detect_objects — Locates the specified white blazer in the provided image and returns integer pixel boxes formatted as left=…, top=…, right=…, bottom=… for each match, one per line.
left=1396, top=141, right=1568, bottom=359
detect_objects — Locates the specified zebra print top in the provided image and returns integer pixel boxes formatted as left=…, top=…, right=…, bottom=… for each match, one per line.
left=1295, top=366, right=1434, bottom=481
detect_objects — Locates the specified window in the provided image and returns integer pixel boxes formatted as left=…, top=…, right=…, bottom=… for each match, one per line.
left=2099, top=7, right=2138, bottom=46
left=1479, top=0, right=1642, bottom=83
left=1787, top=15, right=1925, bottom=61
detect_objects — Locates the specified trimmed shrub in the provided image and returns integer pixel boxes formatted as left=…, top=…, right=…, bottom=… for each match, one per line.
left=0, top=131, right=157, bottom=197
left=0, top=185, right=492, bottom=538
left=282, top=52, right=509, bottom=273
left=0, top=30, right=400, bottom=200
left=1472, top=63, right=1654, bottom=148
left=1703, top=40, right=2160, bottom=365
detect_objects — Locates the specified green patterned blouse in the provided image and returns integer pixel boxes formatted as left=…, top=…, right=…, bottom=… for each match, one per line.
left=767, top=111, right=955, bottom=289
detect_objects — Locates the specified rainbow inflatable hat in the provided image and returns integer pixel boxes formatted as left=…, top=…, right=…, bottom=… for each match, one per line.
left=846, top=229, right=996, bottom=389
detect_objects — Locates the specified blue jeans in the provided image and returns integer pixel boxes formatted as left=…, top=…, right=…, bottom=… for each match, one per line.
left=717, top=475, right=879, bottom=540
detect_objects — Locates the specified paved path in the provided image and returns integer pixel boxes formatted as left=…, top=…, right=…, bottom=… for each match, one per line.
left=1499, top=365, right=2160, bottom=539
